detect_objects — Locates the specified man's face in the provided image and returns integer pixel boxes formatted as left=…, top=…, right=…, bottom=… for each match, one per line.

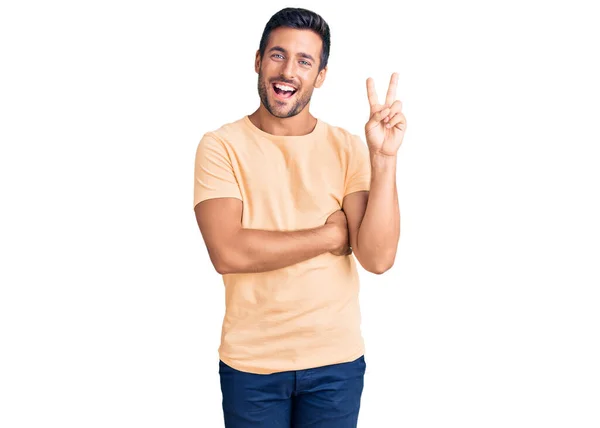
left=256, top=27, right=327, bottom=119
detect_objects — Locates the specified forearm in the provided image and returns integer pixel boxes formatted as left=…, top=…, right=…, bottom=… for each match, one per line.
left=219, top=225, right=337, bottom=274
left=357, top=152, right=400, bottom=273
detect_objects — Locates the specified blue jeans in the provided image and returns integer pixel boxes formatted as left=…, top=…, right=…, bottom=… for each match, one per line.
left=218, top=355, right=366, bottom=427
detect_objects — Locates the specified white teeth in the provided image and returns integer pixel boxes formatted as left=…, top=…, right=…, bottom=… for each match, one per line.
left=274, top=83, right=296, bottom=92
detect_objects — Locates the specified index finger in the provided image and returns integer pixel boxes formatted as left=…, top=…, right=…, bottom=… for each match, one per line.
left=385, top=72, right=399, bottom=106
left=366, top=77, right=379, bottom=109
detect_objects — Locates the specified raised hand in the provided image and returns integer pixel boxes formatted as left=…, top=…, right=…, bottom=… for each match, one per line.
left=365, top=72, right=407, bottom=156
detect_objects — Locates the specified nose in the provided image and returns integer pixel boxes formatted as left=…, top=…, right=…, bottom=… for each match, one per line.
left=280, top=58, right=296, bottom=81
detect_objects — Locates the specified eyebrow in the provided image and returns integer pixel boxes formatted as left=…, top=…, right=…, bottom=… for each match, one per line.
left=268, top=46, right=316, bottom=63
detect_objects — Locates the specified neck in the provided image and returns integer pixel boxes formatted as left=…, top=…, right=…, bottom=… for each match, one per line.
left=248, top=105, right=317, bottom=137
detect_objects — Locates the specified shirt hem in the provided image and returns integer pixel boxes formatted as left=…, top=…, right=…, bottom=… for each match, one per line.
left=218, top=345, right=366, bottom=375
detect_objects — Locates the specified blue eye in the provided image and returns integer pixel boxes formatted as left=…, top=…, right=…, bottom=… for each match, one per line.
left=272, top=54, right=310, bottom=66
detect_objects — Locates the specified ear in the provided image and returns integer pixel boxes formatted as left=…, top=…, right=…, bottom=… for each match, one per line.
left=254, top=50, right=261, bottom=74
left=314, top=66, right=328, bottom=88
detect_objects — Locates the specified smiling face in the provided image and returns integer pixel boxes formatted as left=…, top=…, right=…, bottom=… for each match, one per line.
left=255, top=27, right=327, bottom=119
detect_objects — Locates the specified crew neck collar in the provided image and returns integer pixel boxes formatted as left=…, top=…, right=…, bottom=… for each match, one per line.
left=243, top=115, right=323, bottom=141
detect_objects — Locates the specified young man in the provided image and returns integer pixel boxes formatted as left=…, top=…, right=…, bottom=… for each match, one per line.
left=193, top=7, right=406, bottom=427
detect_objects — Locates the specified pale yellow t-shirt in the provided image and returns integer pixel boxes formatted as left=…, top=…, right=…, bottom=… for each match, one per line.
left=193, top=115, right=371, bottom=374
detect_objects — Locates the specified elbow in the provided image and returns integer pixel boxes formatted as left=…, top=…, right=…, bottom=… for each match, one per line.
left=214, top=261, right=230, bottom=275
left=355, top=234, right=399, bottom=275
left=369, top=262, right=394, bottom=275
left=210, top=255, right=228, bottom=275
left=214, top=254, right=244, bottom=275
left=357, top=249, right=395, bottom=275
left=215, top=258, right=240, bottom=275
left=210, top=247, right=239, bottom=275
left=214, top=249, right=253, bottom=275
left=372, top=248, right=398, bottom=274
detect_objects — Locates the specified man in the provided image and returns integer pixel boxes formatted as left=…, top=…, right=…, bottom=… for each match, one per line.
left=193, top=7, right=405, bottom=427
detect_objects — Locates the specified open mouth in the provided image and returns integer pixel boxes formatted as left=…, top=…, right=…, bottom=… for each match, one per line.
left=272, top=83, right=297, bottom=100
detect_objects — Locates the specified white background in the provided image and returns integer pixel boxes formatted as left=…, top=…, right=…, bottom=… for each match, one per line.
left=1, top=0, right=599, bottom=427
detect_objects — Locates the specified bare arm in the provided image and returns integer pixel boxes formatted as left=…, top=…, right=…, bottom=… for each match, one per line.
left=342, top=153, right=400, bottom=275
left=358, top=152, right=400, bottom=273
left=194, top=198, right=349, bottom=275
left=344, top=72, right=404, bottom=274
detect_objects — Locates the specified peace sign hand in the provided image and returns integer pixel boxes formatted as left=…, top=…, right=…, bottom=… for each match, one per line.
left=365, top=72, right=407, bottom=156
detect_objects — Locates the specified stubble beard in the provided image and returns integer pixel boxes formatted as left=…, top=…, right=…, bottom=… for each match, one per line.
left=257, top=69, right=313, bottom=119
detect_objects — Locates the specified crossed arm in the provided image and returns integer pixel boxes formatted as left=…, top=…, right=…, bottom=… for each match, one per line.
left=194, top=198, right=339, bottom=275
left=193, top=152, right=400, bottom=275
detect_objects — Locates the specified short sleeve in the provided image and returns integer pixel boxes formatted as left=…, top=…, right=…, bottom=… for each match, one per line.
left=193, top=132, right=242, bottom=209
left=344, top=135, right=371, bottom=197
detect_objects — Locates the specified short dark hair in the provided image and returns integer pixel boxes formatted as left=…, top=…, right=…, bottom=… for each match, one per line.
left=258, top=7, right=331, bottom=73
